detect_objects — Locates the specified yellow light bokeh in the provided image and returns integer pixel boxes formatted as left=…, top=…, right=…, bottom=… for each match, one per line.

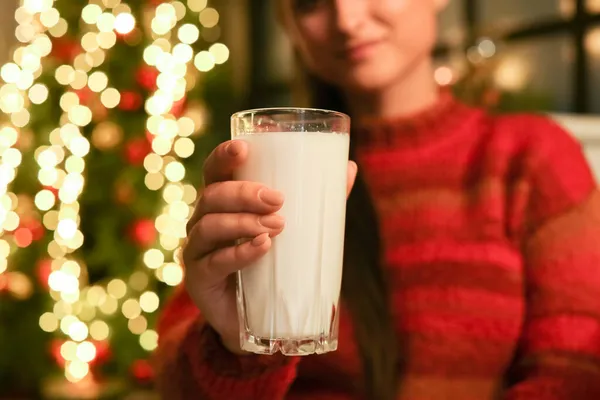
left=129, top=271, right=149, bottom=291
left=177, top=24, right=199, bottom=45
left=28, top=83, right=49, bottom=104
left=143, top=248, right=164, bottom=269
left=89, top=320, right=110, bottom=341
left=121, top=298, right=141, bottom=319
left=60, top=340, right=78, bottom=361
left=164, top=161, right=185, bottom=182
left=82, top=4, right=103, bottom=24
left=162, top=262, right=183, bottom=286
left=49, top=18, right=68, bottom=38
left=68, top=105, right=93, bottom=127
left=114, top=13, right=136, bottom=34
left=76, top=341, right=96, bottom=363
left=43, top=210, right=59, bottom=230
left=97, top=31, right=117, bottom=50
left=70, top=70, right=88, bottom=90
left=143, top=45, right=163, bottom=66
left=56, top=218, right=77, bottom=240
left=173, top=137, right=194, bottom=158
left=96, top=13, right=116, bottom=33
left=188, top=0, right=208, bottom=12
left=39, top=312, right=59, bottom=332
left=1, top=63, right=21, bottom=84
left=65, top=360, right=89, bottom=383
left=209, top=43, right=229, bottom=65
left=145, top=172, right=166, bottom=191
left=128, top=315, right=148, bottom=335
left=100, top=87, right=121, bottom=108
left=86, top=286, right=107, bottom=306
left=143, top=153, right=164, bottom=173
left=40, top=8, right=60, bottom=28
left=151, top=136, right=172, bottom=155
left=140, top=291, right=160, bottom=313
left=139, top=329, right=158, bottom=351
left=107, top=279, right=127, bottom=299
left=88, top=71, right=108, bottom=92
left=172, top=43, right=193, bottom=63
left=11, top=109, right=31, bottom=128
left=99, top=296, right=118, bottom=315
left=68, top=320, right=89, bottom=342
left=2, top=148, right=23, bottom=168
left=35, top=189, right=56, bottom=211
left=60, top=92, right=80, bottom=112
left=199, top=7, right=219, bottom=28
left=194, top=51, right=215, bottom=72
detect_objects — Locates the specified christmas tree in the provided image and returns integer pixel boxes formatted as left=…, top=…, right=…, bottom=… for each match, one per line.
left=0, top=0, right=234, bottom=397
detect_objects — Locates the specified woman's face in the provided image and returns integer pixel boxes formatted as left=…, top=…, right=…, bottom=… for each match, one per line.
left=282, top=0, right=446, bottom=92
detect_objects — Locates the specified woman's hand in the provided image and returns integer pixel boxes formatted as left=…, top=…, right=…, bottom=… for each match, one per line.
left=182, top=139, right=357, bottom=354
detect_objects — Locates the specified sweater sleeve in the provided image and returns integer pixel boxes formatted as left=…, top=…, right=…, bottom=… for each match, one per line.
left=504, top=117, right=600, bottom=399
left=154, top=286, right=300, bottom=399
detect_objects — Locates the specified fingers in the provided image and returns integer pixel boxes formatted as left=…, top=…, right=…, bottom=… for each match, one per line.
left=189, top=233, right=272, bottom=287
left=203, top=140, right=248, bottom=186
left=186, top=181, right=284, bottom=235
left=184, top=212, right=284, bottom=261
left=347, top=160, right=357, bottom=198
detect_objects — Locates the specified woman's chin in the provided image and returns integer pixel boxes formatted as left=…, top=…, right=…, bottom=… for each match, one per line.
left=337, top=67, right=397, bottom=93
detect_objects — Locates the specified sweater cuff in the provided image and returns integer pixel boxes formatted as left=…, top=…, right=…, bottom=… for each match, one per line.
left=187, top=322, right=300, bottom=377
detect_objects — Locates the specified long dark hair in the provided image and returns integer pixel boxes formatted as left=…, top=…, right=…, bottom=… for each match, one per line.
left=294, top=70, right=400, bottom=399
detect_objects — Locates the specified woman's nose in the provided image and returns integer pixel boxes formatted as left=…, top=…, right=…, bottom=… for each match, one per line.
left=334, top=0, right=366, bottom=34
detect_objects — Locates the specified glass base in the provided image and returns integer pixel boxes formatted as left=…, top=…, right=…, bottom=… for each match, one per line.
left=240, top=332, right=338, bottom=356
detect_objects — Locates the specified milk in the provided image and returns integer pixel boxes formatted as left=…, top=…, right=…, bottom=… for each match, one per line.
left=234, top=131, right=349, bottom=349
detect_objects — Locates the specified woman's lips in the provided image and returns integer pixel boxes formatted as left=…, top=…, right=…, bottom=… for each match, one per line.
left=339, top=40, right=382, bottom=62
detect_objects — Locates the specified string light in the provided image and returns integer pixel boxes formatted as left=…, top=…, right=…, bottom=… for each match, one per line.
left=0, top=0, right=60, bottom=294
left=3, top=0, right=230, bottom=383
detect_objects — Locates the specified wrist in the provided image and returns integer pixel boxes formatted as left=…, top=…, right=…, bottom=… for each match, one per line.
left=219, top=333, right=249, bottom=356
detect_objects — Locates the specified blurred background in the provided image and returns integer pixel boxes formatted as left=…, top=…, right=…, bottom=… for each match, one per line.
left=0, top=0, right=598, bottom=399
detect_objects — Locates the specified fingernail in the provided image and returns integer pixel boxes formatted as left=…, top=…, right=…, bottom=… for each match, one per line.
left=226, top=142, right=240, bottom=157
left=251, top=232, right=269, bottom=247
left=258, top=189, right=284, bottom=206
left=258, top=214, right=285, bottom=229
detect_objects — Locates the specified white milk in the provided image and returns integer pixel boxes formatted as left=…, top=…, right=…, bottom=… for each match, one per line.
left=234, top=131, right=349, bottom=339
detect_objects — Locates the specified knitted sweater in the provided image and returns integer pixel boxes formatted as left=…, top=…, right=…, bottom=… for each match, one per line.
left=154, top=93, right=600, bottom=400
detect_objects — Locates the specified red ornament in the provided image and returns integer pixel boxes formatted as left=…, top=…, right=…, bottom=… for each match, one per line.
left=119, top=91, right=143, bottom=111
left=170, top=96, right=187, bottom=118
left=131, top=359, right=155, bottom=384
left=36, top=259, right=52, bottom=289
left=21, top=218, right=44, bottom=241
left=129, top=219, right=157, bottom=247
left=14, top=228, right=33, bottom=248
left=91, top=340, right=112, bottom=366
left=0, top=274, right=8, bottom=293
left=50, top=339, right=66, bottom=367
left=124, top=137, right=152, bottom=165
left=75, top=87, right=93, bottom=105
left=147, top=0, right=167, bottom=6
left=50, top=37, right=81, bottom=63
left=43, top=186, right=59, bottom=197
left=136, top=66, right=159, bottom=91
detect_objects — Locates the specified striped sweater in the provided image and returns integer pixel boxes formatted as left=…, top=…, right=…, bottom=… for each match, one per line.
left=155, top=93, right=600, bottom=399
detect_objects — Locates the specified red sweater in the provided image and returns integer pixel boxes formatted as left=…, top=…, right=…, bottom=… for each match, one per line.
left=155, top=93, right=600, bottom=399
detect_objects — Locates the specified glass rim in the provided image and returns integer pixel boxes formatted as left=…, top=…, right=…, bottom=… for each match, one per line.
left=231, top=107, right=350, bottom=121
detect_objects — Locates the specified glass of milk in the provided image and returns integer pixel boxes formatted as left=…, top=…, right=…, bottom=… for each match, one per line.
left=231, top=108, right=350, bottom=356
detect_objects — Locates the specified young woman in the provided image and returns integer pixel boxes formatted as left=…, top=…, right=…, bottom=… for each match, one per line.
left=155, top=0, right=600, bottom=399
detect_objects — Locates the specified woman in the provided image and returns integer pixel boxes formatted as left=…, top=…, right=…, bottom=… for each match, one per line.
left=155, top=0, right=600, bottom=399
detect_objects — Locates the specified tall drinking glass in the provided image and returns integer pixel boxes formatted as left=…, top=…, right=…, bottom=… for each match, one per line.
left=231, top=108, right=351, bottom=356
